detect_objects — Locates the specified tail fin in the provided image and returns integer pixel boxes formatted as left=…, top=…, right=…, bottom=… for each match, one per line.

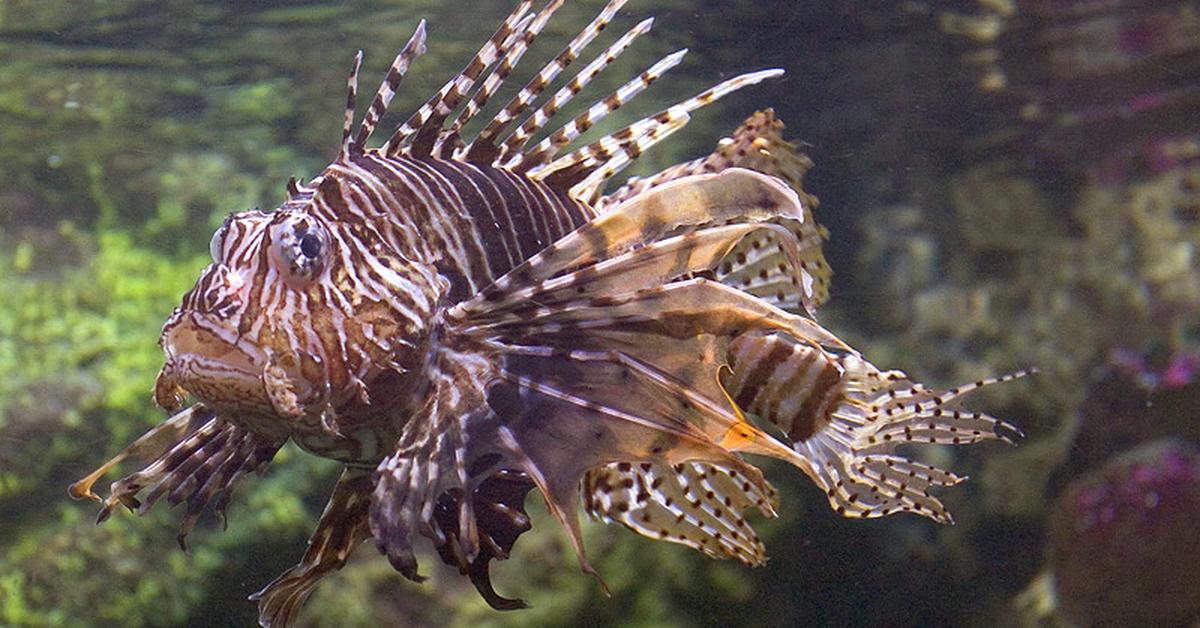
left=722, top=332, right=1027, bottom=522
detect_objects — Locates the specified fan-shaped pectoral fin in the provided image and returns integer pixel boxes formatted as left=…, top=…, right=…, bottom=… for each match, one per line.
left=432, top=468, right=536, bottom=610
left=69, top=403, right=214, bottom=503
left=252, top=468, right=373, bottom=628
left=494, top=417, right=608, bottom=594
left=364, top=343, right=548, bottom=609
left=71, top=403, right=284, bottom=549
left=369, top=407, right=543, bottom=609
left=369, top=431, right=445, bottom=582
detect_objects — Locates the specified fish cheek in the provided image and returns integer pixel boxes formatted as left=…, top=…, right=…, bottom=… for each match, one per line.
left=156, top=353, right=276, bottom=420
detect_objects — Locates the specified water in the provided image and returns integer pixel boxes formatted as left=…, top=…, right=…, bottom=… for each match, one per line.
left=2, top=1, right=1198, bottom=626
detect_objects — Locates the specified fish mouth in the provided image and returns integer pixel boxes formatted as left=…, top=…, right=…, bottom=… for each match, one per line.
left=162, top=317, right=261, bottom=371
left=154, top=314, right=270, bottom=413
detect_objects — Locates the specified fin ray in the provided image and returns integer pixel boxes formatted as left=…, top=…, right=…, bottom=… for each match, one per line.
left=465, top=0, right=631, bottom=163
left=495, top=16, right=657, bottom=163
left=584, top=461, right=776, bottom=565
left=74, top=405, right=283, bottom=547
left=442, top=0, right=565, bottom=159
left=510, top=47, right=689, bottom=173
left=354, top=20, right=429, bottom=149
left=384, top=1, right=535, bottom=156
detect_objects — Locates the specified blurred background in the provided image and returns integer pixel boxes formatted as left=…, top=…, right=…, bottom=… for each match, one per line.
left=1, top=0, right=1198, bottom=626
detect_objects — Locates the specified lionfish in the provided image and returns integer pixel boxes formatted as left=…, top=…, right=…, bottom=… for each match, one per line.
left=70, top=1, right=1025, bottom=625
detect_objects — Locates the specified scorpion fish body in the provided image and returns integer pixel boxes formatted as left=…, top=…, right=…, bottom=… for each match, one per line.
left=70, top=1, right=1025, bottom=625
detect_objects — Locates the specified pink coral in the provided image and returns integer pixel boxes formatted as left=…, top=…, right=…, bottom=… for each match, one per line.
left=1048, top=441, right=1200, bottom=627
left=1109, top=348, right=1200, bottom=392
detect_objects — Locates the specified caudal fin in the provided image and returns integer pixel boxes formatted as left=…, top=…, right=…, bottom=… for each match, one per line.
left=722, top=331, right=1028, bottom=523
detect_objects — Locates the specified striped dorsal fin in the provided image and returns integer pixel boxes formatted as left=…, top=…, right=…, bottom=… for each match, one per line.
left=383, top=0, right=536, bottom=157
left=338, top=50, right=364, bottom=161
left=463, top=0, right=631, bottom=164
left=530, top=69, right=785, bottom=200
left=338, top=2, right=782, bottom=200
left=508, top=47, right=689, bottom=173
left=437, top=0, right=566, bottom=159
left=599, top=109, right=814, bottom=209
left=353, top=19, right=428, bottom=150
left=540, top=111, right=692, bottom=202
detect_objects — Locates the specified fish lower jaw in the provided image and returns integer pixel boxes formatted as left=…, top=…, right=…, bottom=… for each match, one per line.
left=154, top=354, right=277, bottom=418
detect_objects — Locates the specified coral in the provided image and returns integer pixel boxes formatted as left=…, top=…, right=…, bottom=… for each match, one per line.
left=1055, top=348, right=1200, bottom=485
left=947, top=164, right=1056, bottom=253
left=1109, top=347, right=1200, bottom=392
left=1016, top=346, right=1200, bottom=628
left=1045, top=441, right=1200, bottom=628
left=844, top=163, right=1200, bottom=548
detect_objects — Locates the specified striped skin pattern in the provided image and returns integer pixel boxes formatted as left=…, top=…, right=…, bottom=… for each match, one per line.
left=69, top=2, right=1027, bottom=626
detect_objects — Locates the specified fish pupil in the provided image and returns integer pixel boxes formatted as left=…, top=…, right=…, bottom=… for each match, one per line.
left=300, top=232, right=323, bottom=258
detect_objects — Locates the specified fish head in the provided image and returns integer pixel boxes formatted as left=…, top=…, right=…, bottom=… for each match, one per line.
left=155, top=176, right=440, bottom=431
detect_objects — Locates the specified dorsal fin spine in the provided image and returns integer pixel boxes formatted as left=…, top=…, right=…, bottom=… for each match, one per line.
left=434, top=12, right=540, bottom=159
left=443, top=0, right=565, bottom=157
left=385, top=1, right=535, bottom=157
left=512, top=47, right=688, bottom=173
left=569, top=113, right=690, bottom=204
left=285, top=176, right=302, bottom=200
left=463, top=0, right=631, bottom=163
left=354, top=20, right=428, bottom=150
left=338, top=50, right=364, bottom=161
left=534, top=68, right=786, bottom=198
left=497, top=16, right=656, bottom=165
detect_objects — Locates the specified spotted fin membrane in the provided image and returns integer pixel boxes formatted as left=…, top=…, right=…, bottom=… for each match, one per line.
left=584, top=461, right=777, bottom=565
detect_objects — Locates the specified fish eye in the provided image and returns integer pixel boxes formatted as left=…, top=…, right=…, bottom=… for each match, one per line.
left=270, top=217, right=330, bottom=284
left=209, top=225, right=226, bottom=264
left=299, top=232, right=323, bottom=258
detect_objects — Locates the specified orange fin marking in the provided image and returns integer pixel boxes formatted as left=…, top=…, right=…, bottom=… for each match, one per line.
left=715, top=363, right=754, bottom=450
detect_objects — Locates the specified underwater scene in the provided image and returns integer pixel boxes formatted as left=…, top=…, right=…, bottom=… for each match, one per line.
left=2, top=0, right=1199, bottom=626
